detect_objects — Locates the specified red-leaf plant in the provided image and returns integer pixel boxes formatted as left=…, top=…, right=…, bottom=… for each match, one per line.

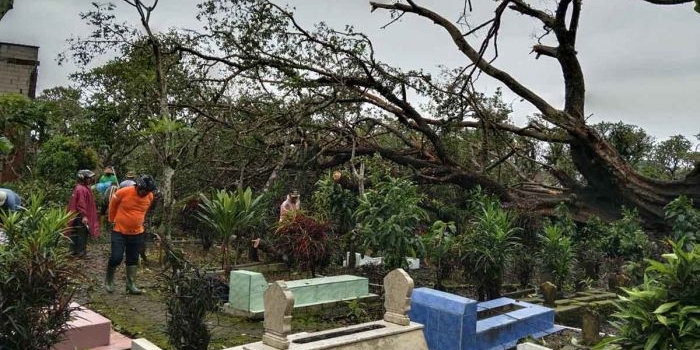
left=274, top=213, right=332, bottom=278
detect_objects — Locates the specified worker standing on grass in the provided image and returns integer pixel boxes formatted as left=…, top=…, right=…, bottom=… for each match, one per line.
left=105, top=174, right=157, bottom=295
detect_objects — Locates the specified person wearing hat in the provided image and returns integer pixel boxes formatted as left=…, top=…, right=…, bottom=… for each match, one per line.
left=0, top=188, right=21, bottom=212
left=67, top=170, right=100, bottom=257
left=96, top=166, right=119, bottom=194
left=279, top=190, right=301, bottom=222
left=119, top=171, right=137, bottom=188
left=106, top=174, right=157, bottom=294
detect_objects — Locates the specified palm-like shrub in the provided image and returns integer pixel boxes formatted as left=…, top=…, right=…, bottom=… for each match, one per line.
left=0, top=193, right=79, bottom=349
left=539, top=223, right=577, bottom=291
left=600, top=239, right=700, bottom=349
left=421, top=220, right=457, bottom=290
left=458, top=189, right=521, bottom=301
left=197, top=187, right=265, bottom=273
left=354, top=176, right=427, bottom=270
left=274, top=213, right=331, bottom=277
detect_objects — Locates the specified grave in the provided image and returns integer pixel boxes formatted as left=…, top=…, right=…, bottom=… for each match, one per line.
left=225, top=270, right=377, bottom=317
left=342, top=252, right=420, bottom=270
left=53, top=303, right=131, bottom=350
left=409, top=288, right=562, bottom=350
left=225, top=268, right=428, bottom=350
left=134, top=269, right=429, bottom=350
left=521, top=288, right=619, bottom=328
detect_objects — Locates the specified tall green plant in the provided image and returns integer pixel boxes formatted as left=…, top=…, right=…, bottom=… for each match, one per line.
left=313, top=172, right=358, bottom=235
left=607, top=208, right=651, bottom=262
left=313, top=172, right=359, bottom=268
left=539, top=223, right=577, bottom=291
left=458, top=188, right=521, bottom=300
left=197, top=187, right=265, bottom=273
left=421, top=220, right=457, bottom=290
left=664, top=195, right=700, bottom=250
left=354, top=176, right=427, bottom=270
left=598, top=239, right=700, bottom=349
left=0, top=193, right=79, bottom=349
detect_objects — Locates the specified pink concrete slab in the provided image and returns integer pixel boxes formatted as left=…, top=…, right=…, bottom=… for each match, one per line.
left=90, top=330, right=133, bottom=350
left=53, top=303, right=112, bottom=350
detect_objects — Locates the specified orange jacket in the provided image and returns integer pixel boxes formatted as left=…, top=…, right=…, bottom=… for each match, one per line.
left=108, top=186, right=154, bottom=235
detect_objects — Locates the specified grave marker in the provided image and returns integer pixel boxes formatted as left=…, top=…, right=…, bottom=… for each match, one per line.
left=262, top=281, right=294, bottom=349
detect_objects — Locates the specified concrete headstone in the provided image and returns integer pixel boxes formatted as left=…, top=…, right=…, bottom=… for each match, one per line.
left=540, top=281, right=558, bottom=307
left=262, top=281, right=295, bottom=349
left=383, top=268, right=414, bottom=326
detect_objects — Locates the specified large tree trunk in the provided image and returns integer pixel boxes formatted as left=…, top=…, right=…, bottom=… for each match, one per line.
left=365, top=0, right=700, bottom=231
left=161, top=164, right=176, bottom=237
left=566, top=129, right=700, bottom=231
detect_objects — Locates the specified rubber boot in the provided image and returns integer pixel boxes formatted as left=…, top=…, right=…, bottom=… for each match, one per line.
left=125, top=265, right=143, bottom=295
left=105, top=265, right=116, bottom=293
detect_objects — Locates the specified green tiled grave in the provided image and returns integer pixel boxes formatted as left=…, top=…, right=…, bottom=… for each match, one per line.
left=228, top=270, right=269, bottom=312
left=227, top=270, right=375, bottom=315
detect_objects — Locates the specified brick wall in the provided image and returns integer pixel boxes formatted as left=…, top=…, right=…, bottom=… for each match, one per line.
left=0, top=42, right=39, bottom=181
left=0, top=42, right=39, bottom=98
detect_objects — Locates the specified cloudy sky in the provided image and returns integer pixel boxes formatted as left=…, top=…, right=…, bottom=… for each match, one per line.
left=1, top=0, right=698, bottom=141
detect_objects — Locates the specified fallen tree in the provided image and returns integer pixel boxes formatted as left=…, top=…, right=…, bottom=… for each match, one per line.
left=174, top=0, right=698, bottom=231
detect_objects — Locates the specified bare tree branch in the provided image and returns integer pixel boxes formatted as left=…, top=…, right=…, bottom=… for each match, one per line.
left=640, top=0, right=692, bottom=4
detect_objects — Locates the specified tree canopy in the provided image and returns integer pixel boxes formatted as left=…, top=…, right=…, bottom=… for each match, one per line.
left=10, top=0, right=696, bottom=232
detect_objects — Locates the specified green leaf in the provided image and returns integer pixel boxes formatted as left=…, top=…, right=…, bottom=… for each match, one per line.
left=644, top=333, right=661, bottom=350
left=654, top=301, right=679, bottom=314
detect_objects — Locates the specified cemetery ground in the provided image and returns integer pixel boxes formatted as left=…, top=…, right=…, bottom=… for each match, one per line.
left=71, top=234, right=616, bottom=350
left=72, top=237, right=387, bottom=349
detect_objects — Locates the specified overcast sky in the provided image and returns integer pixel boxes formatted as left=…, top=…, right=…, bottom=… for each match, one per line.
left=1, top=0, right=698, bottom=141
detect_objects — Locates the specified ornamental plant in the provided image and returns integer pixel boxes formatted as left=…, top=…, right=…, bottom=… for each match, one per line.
left=421, top=220, right=457, bottom=290
left=274, top=213, right=332, bottom=277
left=163, top=258, right=224, bottom=350
left=664, top=195, right=700, bottom=250
left=0, top=193, right=79, bottom=349
left=354, top=176, right=427, bottom=270
left=539, top=223, right=576, bottom=291
left=598, top=238, right=700, bottom=349
left=197, top=187, right=265, bottom=274
left=457, top=187, right=521, bottom=300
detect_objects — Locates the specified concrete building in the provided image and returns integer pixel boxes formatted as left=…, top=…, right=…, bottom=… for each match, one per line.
left=0, top=41, right=39, bottom=98
left=0, top=41, right=39, bottom=181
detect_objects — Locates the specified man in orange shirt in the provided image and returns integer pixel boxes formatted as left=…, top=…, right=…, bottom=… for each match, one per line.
left=105, top=174, right=157, bottom=294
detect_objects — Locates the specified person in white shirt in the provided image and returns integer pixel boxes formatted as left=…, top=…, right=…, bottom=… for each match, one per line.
left=279, top=190, right=300, bottom=222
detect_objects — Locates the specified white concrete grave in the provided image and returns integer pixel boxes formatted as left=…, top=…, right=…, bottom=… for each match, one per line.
left=343, top=252, right=420, bottom=270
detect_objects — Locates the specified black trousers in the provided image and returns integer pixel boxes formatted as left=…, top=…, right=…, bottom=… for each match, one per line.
left=70, top=219, right=89, bottom=256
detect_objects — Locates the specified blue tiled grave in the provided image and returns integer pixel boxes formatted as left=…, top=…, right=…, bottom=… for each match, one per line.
left=476, top=298, right=555, bottom=350
left=409, top=288, right=478, bottom=350
left=409, top=287, right=557, bottom=350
